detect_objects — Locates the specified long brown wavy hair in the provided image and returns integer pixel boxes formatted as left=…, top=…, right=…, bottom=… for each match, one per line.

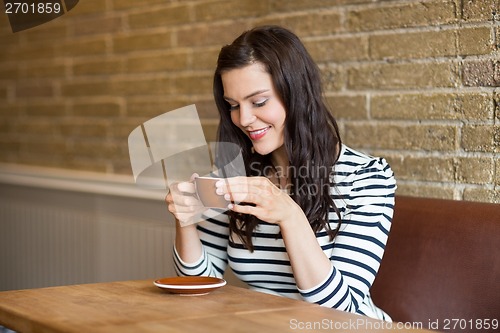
left=213, top=25, right=342, bottom=251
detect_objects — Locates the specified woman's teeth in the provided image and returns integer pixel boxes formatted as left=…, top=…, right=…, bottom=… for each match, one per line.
left=251, top=128, right=267, bottom=135
left=249, top=127, right=270, bottom=140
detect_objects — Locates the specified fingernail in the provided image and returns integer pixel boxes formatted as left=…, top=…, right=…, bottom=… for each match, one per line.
left=224, top=193, right=230, bottom=200
left=216, top=187, right=223, bottom=195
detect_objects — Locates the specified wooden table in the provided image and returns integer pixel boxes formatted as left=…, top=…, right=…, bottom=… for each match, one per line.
left=0, top=280, right=434, bottom=332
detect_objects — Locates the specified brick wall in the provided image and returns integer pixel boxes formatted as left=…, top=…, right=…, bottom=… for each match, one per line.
left=0, top=0, right=498, bottom=203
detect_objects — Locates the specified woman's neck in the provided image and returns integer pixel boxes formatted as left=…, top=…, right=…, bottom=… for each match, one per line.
left=270, top=145, right=288, bottom=171
left=270, top=145, right=290, bottom=189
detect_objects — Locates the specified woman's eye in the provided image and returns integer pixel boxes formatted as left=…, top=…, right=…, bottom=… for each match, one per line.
left=254, top=99, right=268, bottom=108
left=228, top=104, right=239, bottom=111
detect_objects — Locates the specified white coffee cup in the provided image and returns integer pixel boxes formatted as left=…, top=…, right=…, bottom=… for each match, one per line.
left=194, top=176, right=230, bottom=209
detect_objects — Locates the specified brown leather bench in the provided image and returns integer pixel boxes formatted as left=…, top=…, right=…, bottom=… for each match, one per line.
left=371, top=196, right=500, bottom=332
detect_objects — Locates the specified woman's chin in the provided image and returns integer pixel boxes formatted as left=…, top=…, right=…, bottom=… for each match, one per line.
left=252, top=145, right=273, bottom=156
left=251, top=141, right=285, bottom=157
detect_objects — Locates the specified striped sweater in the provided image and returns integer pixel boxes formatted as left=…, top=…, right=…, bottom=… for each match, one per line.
left=173, top=145, right=397, bottom=320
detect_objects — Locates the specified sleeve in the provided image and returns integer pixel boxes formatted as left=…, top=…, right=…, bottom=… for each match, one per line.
left=298, top=157, right=396, bottom=314
left=173, top=209, right=230, bottom=278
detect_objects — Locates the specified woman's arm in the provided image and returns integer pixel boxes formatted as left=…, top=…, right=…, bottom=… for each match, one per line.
left=166, top=176, right=230, bottom=277
left=297, top=157, right=396, bottom=312
left=172, top=210, right=230, bottom=278
left=166, top=177, right=205, bottom=264
left=174, top=221, right=203, bottom=264
left=277, top=206, right=333, bottom=290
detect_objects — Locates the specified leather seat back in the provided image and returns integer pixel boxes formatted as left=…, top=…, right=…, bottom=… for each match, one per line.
left=371, top=196, right=500, bottom=330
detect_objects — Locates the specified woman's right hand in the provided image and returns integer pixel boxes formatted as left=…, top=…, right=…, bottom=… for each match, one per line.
left=165, top=173, right=205, bottom=226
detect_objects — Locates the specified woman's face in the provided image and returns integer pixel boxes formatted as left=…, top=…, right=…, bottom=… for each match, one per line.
left=221, top=62, right=286, bottom=157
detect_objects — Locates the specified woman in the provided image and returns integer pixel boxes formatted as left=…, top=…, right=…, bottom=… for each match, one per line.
left=166, top=25, right=396, bottom=321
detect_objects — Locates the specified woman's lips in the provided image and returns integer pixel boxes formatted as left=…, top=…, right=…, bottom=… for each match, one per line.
left=248, top=127, right=270, bottom=141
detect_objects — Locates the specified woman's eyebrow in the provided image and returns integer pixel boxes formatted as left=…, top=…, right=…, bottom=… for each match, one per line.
left=224, top=89, right=270, bottom=102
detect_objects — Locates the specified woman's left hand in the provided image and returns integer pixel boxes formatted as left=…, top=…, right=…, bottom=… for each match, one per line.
left=215, top=176, right=300, bottom=225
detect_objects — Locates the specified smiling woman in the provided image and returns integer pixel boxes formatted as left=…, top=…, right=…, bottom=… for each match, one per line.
left=221, top=63, right=286, bottom=156
left=165, top=25, right=397, bottom=321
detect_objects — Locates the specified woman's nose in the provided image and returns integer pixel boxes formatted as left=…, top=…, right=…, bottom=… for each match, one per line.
left=238, top=105, right=256, bottom=127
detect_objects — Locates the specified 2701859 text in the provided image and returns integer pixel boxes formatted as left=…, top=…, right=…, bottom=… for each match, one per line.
left=440, top=318, right=498, bottom=331
left=4, top=2, right=61, bottom=14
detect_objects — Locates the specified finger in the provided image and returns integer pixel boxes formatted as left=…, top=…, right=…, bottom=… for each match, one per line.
left=229, top=202, right=263, bottom=217
left=224, top=192, right=260, bottom=205
left=171, top=192, right=201, bottom=207
left=216, top=181, right=260, bottom=195
left=177, top=181, right=196, bottom=194
left=221, top=184, right=281, bottom=200
left=218, top=176, right=277, bottom=192
left=168, top=183, right=189, bottom=199
left=165, top=192, right=173, bottom=204
left=226, top=176, right=268, bottom=185
left=216, top=176, right=245, bottom=191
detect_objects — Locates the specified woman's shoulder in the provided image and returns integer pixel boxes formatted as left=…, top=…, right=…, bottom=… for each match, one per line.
left=334, top=145, right=395, bottom=180
left=332, top=145, right=396, bottom=202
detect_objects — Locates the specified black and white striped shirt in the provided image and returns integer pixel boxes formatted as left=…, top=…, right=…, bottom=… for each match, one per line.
left=174, top=145, right=397, bottom=320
